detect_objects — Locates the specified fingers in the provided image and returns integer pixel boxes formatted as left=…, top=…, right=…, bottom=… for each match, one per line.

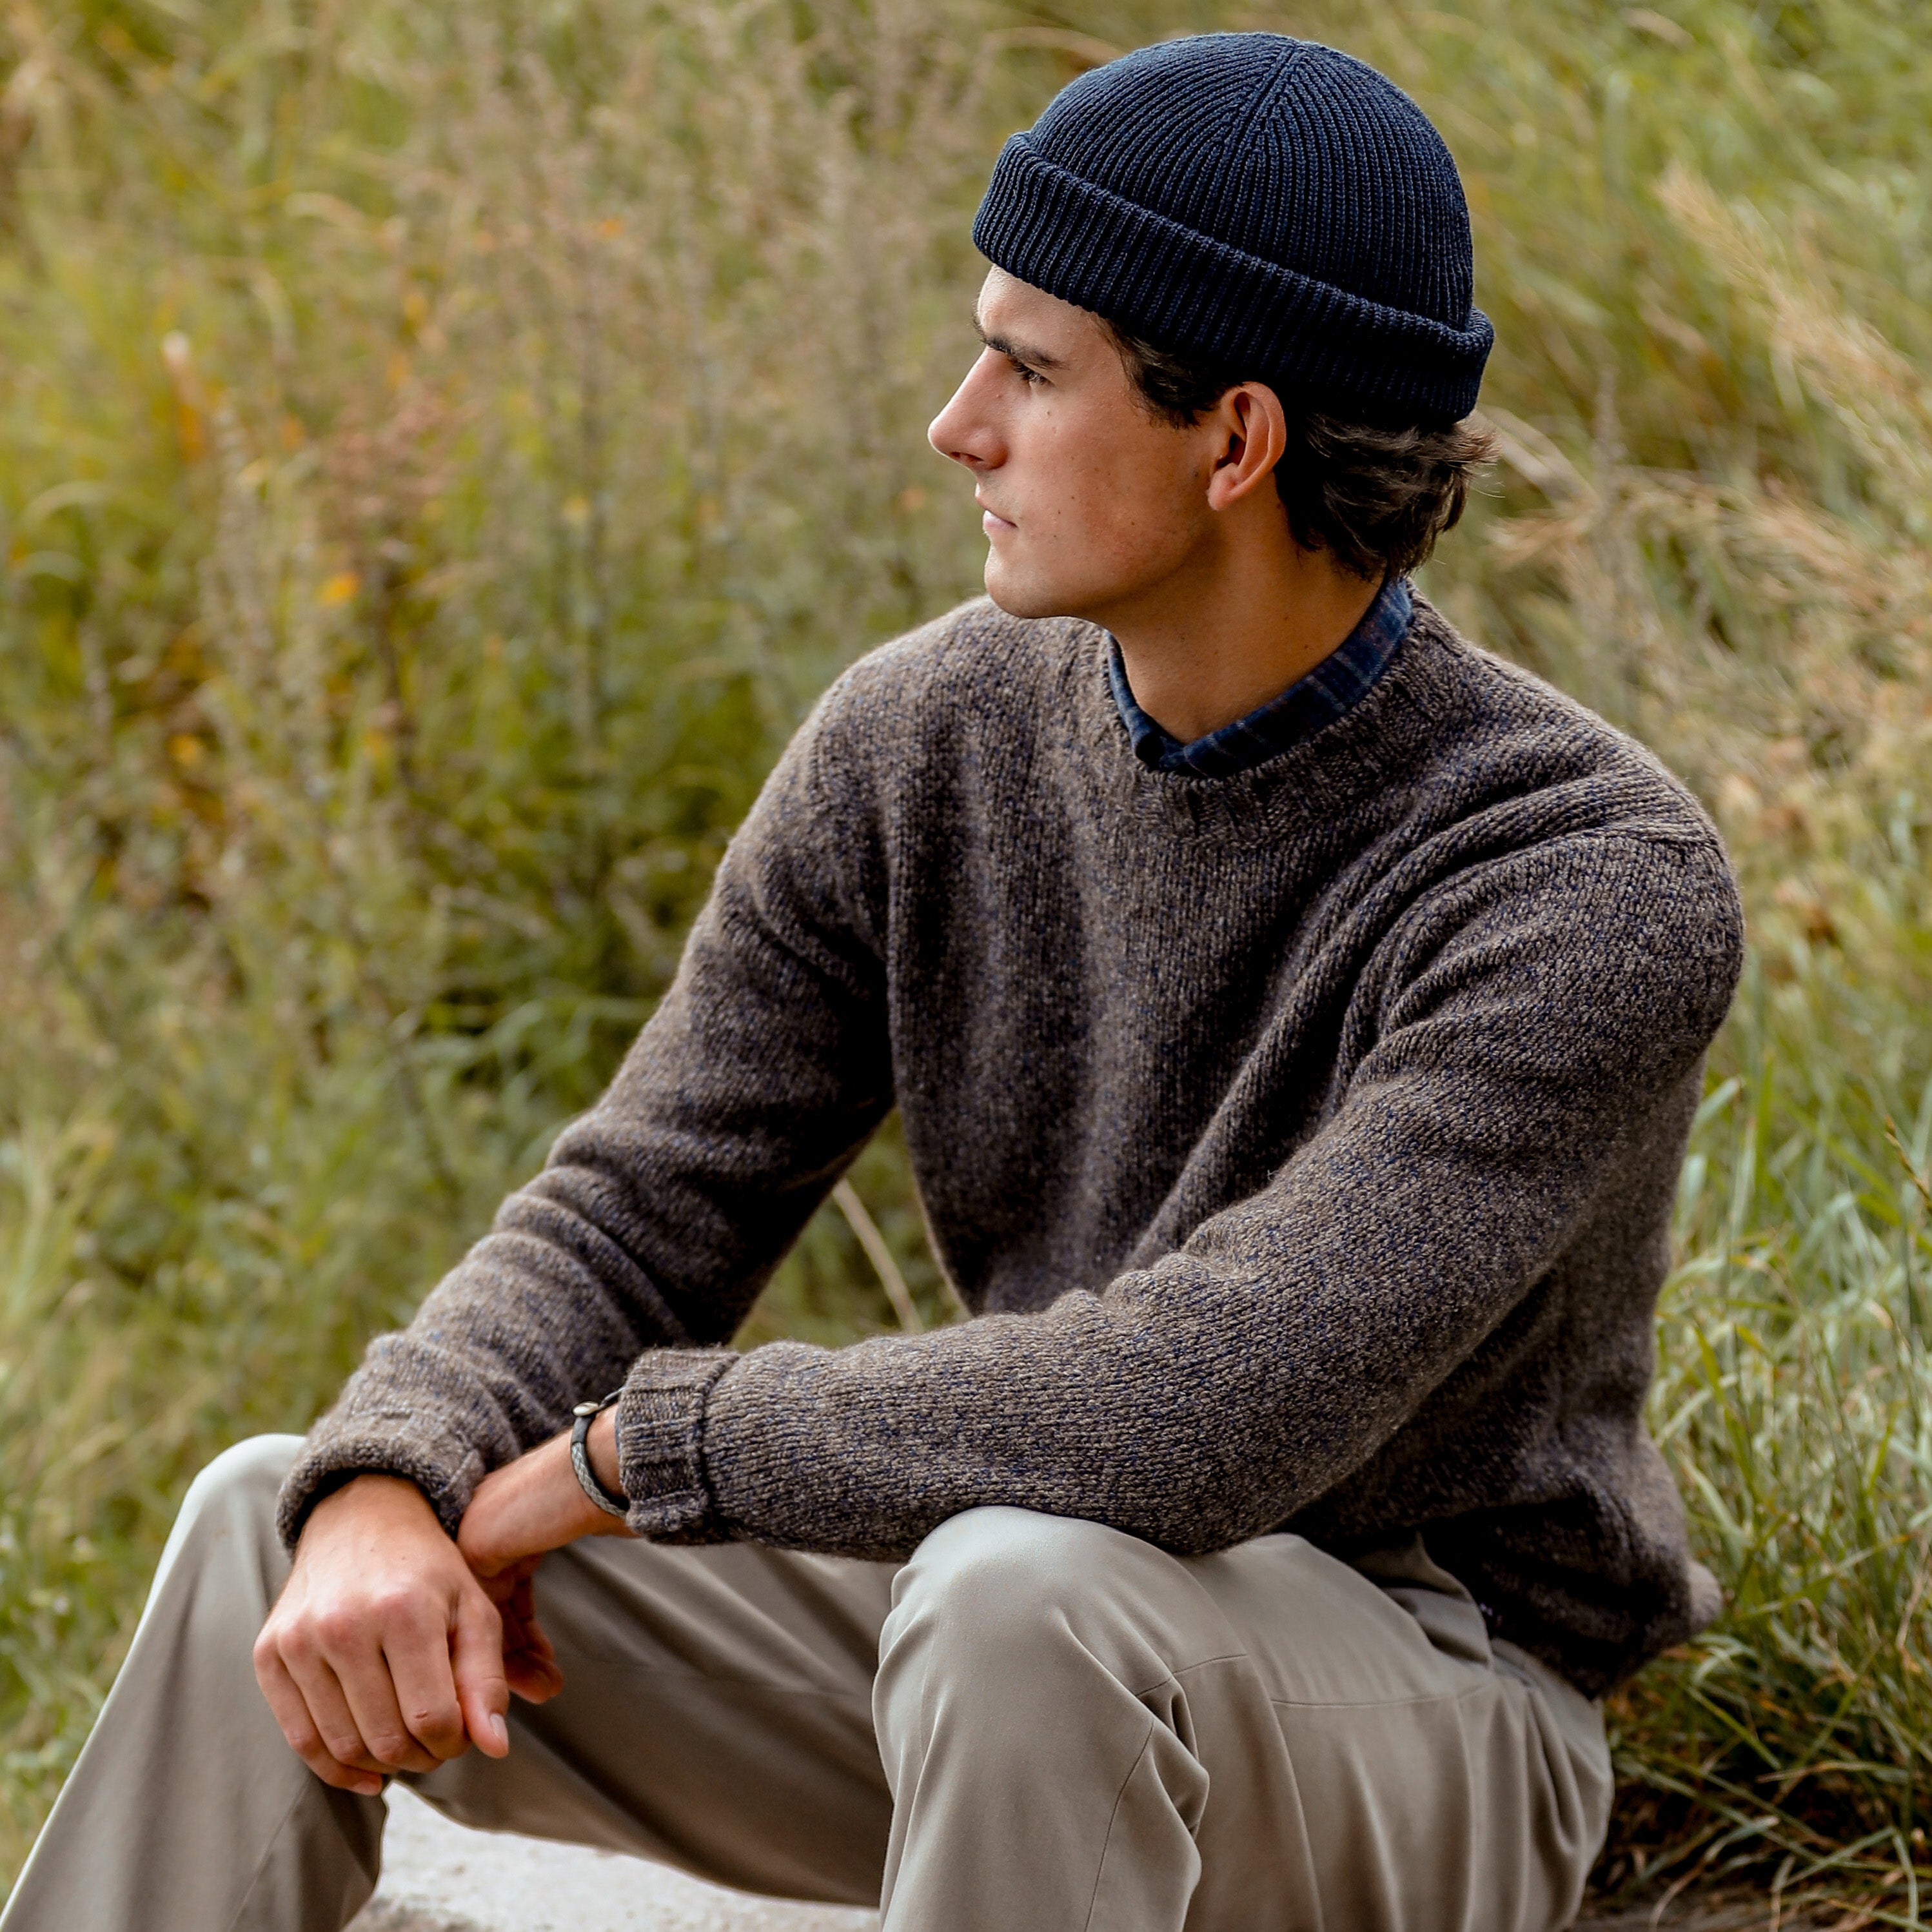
left=502, top=1617, right=565, bottom=1704
left=253, top=1638, right=385, bottom=1799
left=254, top=1581, right=464, bottom=1781
left=499, top=1570, right=564, bottom=1703
left=278, top=1640, right=379, bottom=1773
left=452, top=1586, right=513, bottom=1756
left=380, top=1599, right=472, bottom=1765
left=506, top=1570, right=543, bottom=1639
left=340, top=1617, right=454, bottom=1774
left=471, top=1552, right=541, bottom=1610
left=285, top=1615, right=442, bottom=1777
left=504, top=1647, right=565, bottom=1704
left=255, top=1473, right=504, bottom=1790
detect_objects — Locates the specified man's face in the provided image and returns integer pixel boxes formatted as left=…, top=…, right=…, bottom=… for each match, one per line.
left=928, top=269, right=1220, bottom=623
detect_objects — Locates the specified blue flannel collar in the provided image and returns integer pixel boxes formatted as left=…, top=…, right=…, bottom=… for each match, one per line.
left=1107, top=576, right=1413, bottom=779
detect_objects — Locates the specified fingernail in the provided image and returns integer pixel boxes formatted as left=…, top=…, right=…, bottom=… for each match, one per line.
left=486, top=1713, right=508, bottom=1750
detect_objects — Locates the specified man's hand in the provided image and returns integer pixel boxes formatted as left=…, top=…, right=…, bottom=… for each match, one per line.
left=453, top=1411, right=633, bottom=1711
left=253, top=1474, right=515, bottom=1797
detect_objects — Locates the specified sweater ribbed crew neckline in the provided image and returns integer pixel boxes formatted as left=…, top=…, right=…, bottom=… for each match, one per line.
left=1107, top=575, right=1414, bottom=780
left=1065, top=596, right=1455, bottom=847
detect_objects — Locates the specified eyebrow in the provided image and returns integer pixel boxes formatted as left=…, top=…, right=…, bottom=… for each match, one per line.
left=973, top=313, right=1064, bottom=370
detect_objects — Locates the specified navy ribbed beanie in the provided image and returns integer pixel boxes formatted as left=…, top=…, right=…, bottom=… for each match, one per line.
left=972, top=34, right=1492, bottom=426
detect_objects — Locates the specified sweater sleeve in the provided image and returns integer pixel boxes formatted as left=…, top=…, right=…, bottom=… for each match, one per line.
left=613, top=828, right=1743, bottom=1557
left=274, top=682, right=891, bottom=1548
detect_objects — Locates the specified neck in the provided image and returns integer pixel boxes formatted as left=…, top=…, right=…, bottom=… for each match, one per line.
left=1096, top=538, right=1382, bottom=745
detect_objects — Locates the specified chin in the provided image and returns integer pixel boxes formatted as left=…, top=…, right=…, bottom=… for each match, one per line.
left=983, top=555, right=1080, bottom=623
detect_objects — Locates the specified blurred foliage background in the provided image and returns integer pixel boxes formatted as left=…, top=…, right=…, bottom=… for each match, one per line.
left=1, top=0, right=1929, bottom=1914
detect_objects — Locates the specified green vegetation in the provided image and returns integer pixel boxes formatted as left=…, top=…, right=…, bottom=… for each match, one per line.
left=1, top=0, right=1927, bottom=1913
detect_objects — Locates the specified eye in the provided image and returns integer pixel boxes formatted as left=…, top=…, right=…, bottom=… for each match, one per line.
left=1006, top=356, right=1045, bottom=386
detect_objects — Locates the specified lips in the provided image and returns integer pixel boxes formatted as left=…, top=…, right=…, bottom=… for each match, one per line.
left=978, top=500, right=1016, bottom=533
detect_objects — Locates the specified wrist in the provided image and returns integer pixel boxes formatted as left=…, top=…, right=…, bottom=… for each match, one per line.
left=458, top=1429, right=613, bottom=1577
left=300, top=1470, right=440, bottom=1555
left=587, top=1408, right=622, bottom=1495
left=556, top=1432, right=611, bottom=1536
left=310, top=1469, right=435, bottom=1523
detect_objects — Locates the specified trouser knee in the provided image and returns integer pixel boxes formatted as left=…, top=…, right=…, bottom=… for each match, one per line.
left=872, top=1505, right=1215, bottom=1920
left=178, top=1433, right=304, bottom=1533
left=152, top=1433, right=306, bottom=1609
left=878, top=1506, right=1168, bottom=1719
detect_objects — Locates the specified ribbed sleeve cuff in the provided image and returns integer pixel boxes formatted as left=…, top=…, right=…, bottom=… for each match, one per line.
left=617, top=1349, right=739, bottom=1541
left=275, top=1428, right=482, bottom=1553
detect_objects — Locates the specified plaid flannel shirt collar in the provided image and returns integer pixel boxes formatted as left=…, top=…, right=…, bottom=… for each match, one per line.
left=1107, top=575, right=1414, bottom=780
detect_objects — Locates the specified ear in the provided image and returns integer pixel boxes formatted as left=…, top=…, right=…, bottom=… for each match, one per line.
left=1203, top=382, right=1288, bottom=513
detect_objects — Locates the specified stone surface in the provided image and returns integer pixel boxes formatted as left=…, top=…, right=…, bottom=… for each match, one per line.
left=350, top=1786, right=876, bottom=1932
left=355, top=1786, right=1831, bottom=1932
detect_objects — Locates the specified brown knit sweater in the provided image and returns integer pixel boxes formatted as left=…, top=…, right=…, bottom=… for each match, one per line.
left=279, top=595, right=1743, bottom=1697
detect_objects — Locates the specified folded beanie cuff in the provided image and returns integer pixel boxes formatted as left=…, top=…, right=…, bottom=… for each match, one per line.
left=972, top=132, right=1493, bottom=427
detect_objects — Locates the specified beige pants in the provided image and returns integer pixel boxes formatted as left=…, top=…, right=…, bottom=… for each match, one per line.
left=1, top=1435, right=1611, bottom=1932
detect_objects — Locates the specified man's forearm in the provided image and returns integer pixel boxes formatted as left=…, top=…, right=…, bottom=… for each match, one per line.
left=600, top=834, right=1740, bottom=1566
left=458, top=1408, right=633, bottom=1581
left=273, top=1220, right=674, bottom=1552
left=275, top=683, right=897, bottom=1558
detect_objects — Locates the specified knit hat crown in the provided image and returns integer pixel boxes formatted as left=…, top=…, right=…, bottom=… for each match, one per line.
left=972, top=34, right=1492, bottom=426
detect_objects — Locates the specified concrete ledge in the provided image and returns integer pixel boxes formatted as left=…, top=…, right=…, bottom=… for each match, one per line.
left=355, top=1785, right=1827, bottom=1932
left=351, top=1786, right=876, bottom=1932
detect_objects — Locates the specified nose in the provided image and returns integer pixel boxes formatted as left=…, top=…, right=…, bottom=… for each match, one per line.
left=927, top=350, right=1004, bottom=473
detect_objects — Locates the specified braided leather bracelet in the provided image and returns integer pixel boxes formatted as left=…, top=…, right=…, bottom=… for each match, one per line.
left=570, top=1392, right=629, bottom=1517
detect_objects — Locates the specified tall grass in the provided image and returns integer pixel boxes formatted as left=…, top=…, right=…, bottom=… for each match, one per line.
left=1, top=0, right=1929, bottom=1913
left=1521, top=166, right=1932, bottom=1915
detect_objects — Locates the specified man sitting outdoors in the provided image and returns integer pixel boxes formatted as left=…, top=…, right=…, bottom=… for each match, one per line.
left=3, top=32, right=1742, bottom=1932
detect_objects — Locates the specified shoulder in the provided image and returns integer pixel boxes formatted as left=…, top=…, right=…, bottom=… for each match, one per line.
left=1379, top=603, right=1744, bottom=994
left=1399, top=598, right=1728, bottom=857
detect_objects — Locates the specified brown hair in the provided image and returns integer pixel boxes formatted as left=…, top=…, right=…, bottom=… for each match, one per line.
left=1103, top=322, right=1495, bottom=582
